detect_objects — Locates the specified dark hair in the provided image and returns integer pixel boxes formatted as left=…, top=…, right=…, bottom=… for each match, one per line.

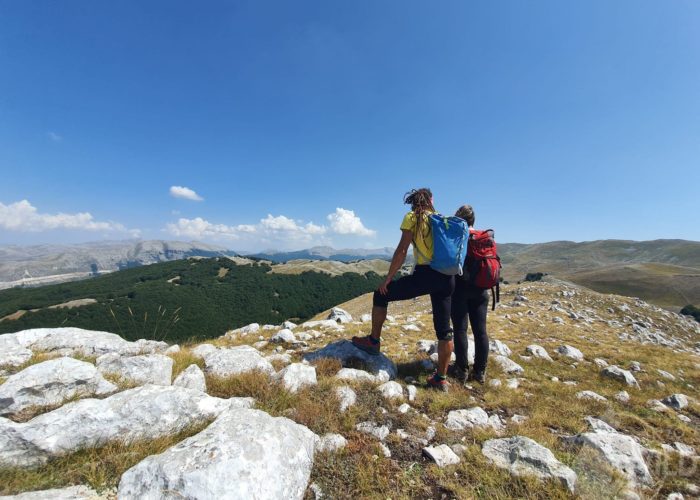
left=455, top=204, right=475, bottom=226
left=404, top=188, right=435, bottom=243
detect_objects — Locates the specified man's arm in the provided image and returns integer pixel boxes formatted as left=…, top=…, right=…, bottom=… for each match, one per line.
left=378, top=230, right=413, bottom=295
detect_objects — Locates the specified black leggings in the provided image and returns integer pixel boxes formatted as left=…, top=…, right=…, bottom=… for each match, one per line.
left=373, top=265, right=455, bottom=340
left=451, top=280, right=489, bottom=373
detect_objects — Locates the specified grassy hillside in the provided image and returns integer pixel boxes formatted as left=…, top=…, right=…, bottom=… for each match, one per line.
left=0, top=258, right=383, bottom=343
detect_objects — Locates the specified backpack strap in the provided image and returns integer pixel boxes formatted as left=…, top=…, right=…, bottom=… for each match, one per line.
left=491, top=282, right=500, bottom=311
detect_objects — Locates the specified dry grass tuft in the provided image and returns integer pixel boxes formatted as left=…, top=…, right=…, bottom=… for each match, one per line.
left=0, top=423, right=209, bottom=495
left=167, top=348, right=205, bottom=378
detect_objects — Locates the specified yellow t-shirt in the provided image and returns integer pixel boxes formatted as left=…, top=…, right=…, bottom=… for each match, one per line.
left=400, top=211, right=434, bottom=265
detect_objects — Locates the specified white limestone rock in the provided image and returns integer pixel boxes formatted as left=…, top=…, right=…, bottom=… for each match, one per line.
left=282, top=321, right=297, bottom=330
left=493, top=355, right=524, bottom=375
left=482, top=436, right=577, bottom=493
left=204, top=346, right=274, bottom=377
left=172, top=364, right=206, bottom=392
left=304, top=340, right=397, bottom=380
left=423, top=444, right=460, bottom=468
left=377, top=381, right=404, bottom=400
left=227, top=323, right=260, bottom=337
left=663, top=394, right=689, bottom=410
left=301, top=319, right=343, bottom=330
left=356, top=421, right=390, bottom=441
left=191, top=343, right=218, bottom=359
left=335, top=386, right=357, bottom=412
left=118, top=408, right=318, bottom=500
left=406, top=385, right=417, bottom=402
left=657, top=369, right=676, bottom=381
left=317, top=433, right=347, bottom=453
left=576, top=391, right=608, bottom=402
left=585, top=416, right=617, bottom=433
left=164, top=344, right=180, bottom=355
left=0, top=385, right=251, bottom=468
left=526, top=344, right=553, bottom=361
left=489, top=339, right=512, bottom=357
left=572, top=431, right=652, bottom=489
left=274, top=363, right=317, bottom=393
left=327, top=307, right=353, bottom=324
left=0, top=358, right=117, bottom=418
left=601, top=366, right=640, bottom=389
left=444, top=407, right=489, bottom=431
left=615, top=391, right=631, bottom=403
left=0, top=336, right=32, bottom=369
left=594, top=358, right=609, bottom=368
left=360, top=313, right=372, bottom=323
left=335, top=368, right=386, bottom=383
left=96, top=353, right=173, bottom=386
left=556, top=345, right=584, bottom=361
left=271, top=329, right=296, bottom=344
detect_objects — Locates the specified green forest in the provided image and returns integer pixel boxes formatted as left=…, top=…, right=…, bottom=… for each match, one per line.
left=0, top=258, right=383, bottom=343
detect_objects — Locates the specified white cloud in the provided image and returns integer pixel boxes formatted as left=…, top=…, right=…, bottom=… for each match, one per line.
left=165, top=207, right=374, bottom=249
left=47, top=131, right=62, bottom=143
left=169, top=186, right=203, bottom=201
left=0, top=199, right=137, bottom=235
left=327, top=208, right=376, bottom=236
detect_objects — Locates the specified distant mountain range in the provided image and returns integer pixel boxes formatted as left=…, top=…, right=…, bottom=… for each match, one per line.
left=2, top=238, right=698, bottom=309
left=0, top=240, right=236, bottom=287
left=246, top=246, right=394, bottom=263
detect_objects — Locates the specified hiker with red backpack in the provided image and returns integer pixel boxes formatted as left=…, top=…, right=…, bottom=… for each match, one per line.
left=352, top=188, right=470, bottom=392
left=450, top=204, right=501, bottom=384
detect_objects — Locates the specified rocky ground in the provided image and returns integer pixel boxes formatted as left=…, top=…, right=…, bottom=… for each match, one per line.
left=0, top=282, right=698, bottom=499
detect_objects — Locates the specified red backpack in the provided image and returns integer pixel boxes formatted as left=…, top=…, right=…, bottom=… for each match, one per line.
left=466, top=229, right=502, bottom=310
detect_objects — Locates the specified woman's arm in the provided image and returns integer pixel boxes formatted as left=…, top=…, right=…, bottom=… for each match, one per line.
left=378, top=230, right=413, bottom=295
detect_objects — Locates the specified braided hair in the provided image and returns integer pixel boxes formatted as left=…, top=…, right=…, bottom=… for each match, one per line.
left=404, top=188, right=435, bottom=245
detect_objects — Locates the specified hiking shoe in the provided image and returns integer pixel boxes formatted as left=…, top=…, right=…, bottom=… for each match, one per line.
left=468, top=371, right=486, bottom=385
left=351, top=335, right=381, bottom=355
left=426, top=373, right=450, bottom=392
left=447, top=364, right=468, bottom=383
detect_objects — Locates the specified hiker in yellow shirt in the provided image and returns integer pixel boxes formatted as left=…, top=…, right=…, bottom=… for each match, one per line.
left=352, top=187, right=455, bottom=391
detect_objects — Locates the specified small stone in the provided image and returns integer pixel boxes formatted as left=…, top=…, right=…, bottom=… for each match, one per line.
left=335, top=386, right=357, bottom=412
left=647, top=399, right=669, bottom=412
left=594, top=358, right=609, bottom=368
left=493, top=355, right=524, bottom=375
left=662, top=394, right=689, bottom=411
left=489, top=379, right=502, bottom=388
left=615, top=391, right=630, bottom=403
left=172, top=364, right=206, bottom=392
left=273, top=363, right=317, bottom=393
left=317, top=433, right=347, bottom=453
left=271, top=329, right=296, bottom=343
left=576, top=390, right=607, bottom=402
left=423, top=444, right=460, bottom=467
left=601, top=366, right=640, bottom=389
left=657, top=369, right=676, bottom=381
left=406, top=385, right=417, bottom=402
left=379, top=442, right=392, bottom=457
left=629, top=361, right=642, bottom=372
left=377, top=381, right=404, bottom=400
left=510, top=414, right=528, bottom=425
left=398, top=403, right=411, bottom=414
left=445, top=407, right=489, bottom=430
left=526, top=345, right=553, bottom=361
left=356, top=421, right=390, bottom=440
left=506, top=378, right=520, bottom=390
left=556, top=345, right=584, bottom=361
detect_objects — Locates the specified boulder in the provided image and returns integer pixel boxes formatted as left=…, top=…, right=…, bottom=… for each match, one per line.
left=556, top=345, right=584, bottom=361
left=423, top=444, right=460, bottom=468
left=377, top=381, right=404, bottom=400
left=615, top=391, right=630, bottom=403
left=327, top=307, right=353, bottom=324
left=191, top=344, right=218, bottom=359
left=657, top=369, right=676, bottom=381
left=274, top=363, right=317, bottom=393
left=572, top=431, right=652, bottom=489
left=118, top=408, right=318, bottom=500
left=492, top=355, right=524, bottom=375
left=282, top=321, right=297, bottom=330
left=0, top=485, right=102, bottom=499
left=271, top=329, right=296, bottom=344
left=303, top=340, right=397, bottom=380
left=526, top=345, right=553, bottom=361
left=585, top=416, right=617, bottom=433
left=7, top=328, right=167, bottom=358
left=96, top=354, right=173, bottom=386
left=594, top=358, right=609, bottom=368
left=482, top=436, right=577, bottom=493
left=204, top=346, right=274, bottom=378
left=360, top=314, right=372, bottom=323
left=317, top=433, right=347, bottom=453
left=301, top=320, right=343, bottom=330
left=0, top=385, right=252, bottom=468
left=601, top=366, right=640, bottom=389
left=335, top=386, right=356, bottom=412
left=172, top=364, right=206, bottom=392
left=0, top=358, right=117, bottom=418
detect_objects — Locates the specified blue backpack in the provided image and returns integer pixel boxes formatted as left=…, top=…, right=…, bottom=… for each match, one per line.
left=417, top=214, right=469, bottom=276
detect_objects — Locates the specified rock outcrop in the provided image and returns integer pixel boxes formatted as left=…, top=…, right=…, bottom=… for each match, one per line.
left=303, top=340, right=397, bottom=380
left=118, top=408, right=318, bottom=500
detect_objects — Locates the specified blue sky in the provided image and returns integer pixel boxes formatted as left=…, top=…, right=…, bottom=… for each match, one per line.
left=1, top=0, right=698, bottom=251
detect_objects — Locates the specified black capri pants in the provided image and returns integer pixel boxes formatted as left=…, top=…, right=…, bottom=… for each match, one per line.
left=450, top=279, right=489, bottom=373
left=373, top=265, right=455, bottom=340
